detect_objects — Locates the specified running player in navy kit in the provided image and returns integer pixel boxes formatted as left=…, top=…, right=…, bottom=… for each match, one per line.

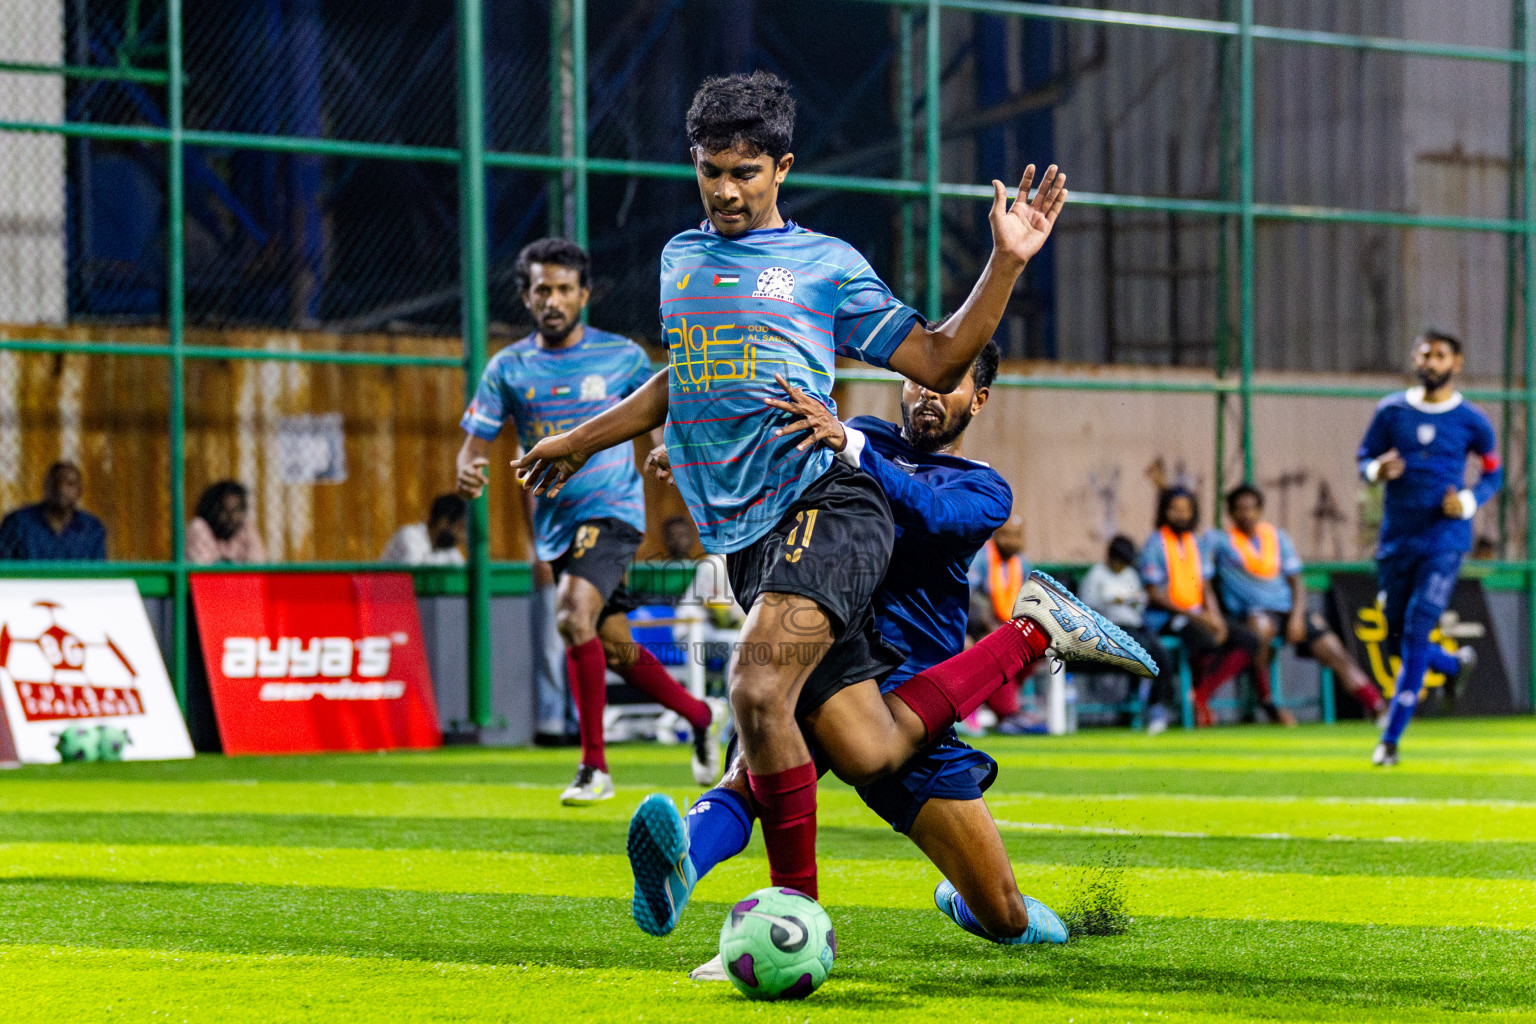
left=457, top=238, right=724, bottom=804
left=517, top=74, right=1150, bottom=898
left=1356, top=330, right=1501, bottom=766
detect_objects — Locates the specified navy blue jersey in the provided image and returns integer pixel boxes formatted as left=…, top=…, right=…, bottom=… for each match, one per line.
left=841, top=417, right=1013, bottom=690
left=1356, top=387, right=1502, bottom=559
left=462, top=328, right=652, bottom=562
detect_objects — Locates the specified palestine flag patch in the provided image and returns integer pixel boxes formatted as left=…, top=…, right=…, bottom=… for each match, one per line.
left=713, top=273, right=739, bottom=287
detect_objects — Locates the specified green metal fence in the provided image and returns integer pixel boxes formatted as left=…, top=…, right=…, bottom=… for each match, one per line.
left=1, top=0, right=1534, bottom=721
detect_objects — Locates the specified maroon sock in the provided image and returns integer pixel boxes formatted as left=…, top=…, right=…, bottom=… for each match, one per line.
left=985, top=680, right=1021, bottom=718
left=566, top=637, right=609, bottom=773
left=747, top=761, right=819, bottom=899
left=890, top=618, right=1050, bottom=740
left=1194, top=648, right=1249, bottom=705
left=619, top=646, right=711, bottom=732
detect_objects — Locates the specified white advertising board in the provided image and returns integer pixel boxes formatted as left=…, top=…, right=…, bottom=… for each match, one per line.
left=0, top=580, right=193, bottom=763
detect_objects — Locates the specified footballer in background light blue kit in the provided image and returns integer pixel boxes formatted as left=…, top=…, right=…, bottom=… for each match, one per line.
left=462, top=325, right=650, bottom=562
left=457, top=237, right=723, bottom=809
left=1356, top=330, right=1502, bottom=766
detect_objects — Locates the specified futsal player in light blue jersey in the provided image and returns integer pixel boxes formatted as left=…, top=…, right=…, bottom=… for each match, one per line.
left=457, top=239, right=724, bottom=804
left=1356, top=330, right=1502, bottom=766
left=519, top=72, right=1150, bottom=900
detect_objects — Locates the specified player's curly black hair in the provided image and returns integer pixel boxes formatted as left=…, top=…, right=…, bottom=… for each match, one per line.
left=685, top=71, right=795, bottom=161
left=514, top=237, right=590, bottom=294
left=971, top=339, right=1001, bottom=392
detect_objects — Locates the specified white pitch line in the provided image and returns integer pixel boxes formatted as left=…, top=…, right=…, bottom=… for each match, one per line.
left=990, top=819, right=1425, bottom=842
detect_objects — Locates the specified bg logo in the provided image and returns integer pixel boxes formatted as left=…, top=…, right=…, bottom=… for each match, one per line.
left=0, top=600, right=143, bottom=721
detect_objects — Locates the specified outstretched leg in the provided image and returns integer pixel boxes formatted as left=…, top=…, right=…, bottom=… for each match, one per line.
left=910, top=797, right=1065, bottom=944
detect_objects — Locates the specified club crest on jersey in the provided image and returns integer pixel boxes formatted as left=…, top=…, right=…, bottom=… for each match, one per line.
left=1417, top=423, right=1436, bottom=446
left=579, top=374, right=607, bottom=401
left=753, top=267, right=796, bottom=301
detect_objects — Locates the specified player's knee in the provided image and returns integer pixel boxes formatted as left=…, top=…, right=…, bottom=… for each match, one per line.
left=728, top=672, right=794, bottom=733
left=600, top=638, right=634, bottom=671
left=556, top=606, right=598, bottom=647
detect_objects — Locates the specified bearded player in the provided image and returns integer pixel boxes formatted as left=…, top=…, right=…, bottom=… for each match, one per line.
left=1357, top=329, right=1499, bottom=767
left=518, top=73, right=1150, bottom=898
left=632, top=343, right=1084, bottom=960
left=457, top=237, right=725, bottom=805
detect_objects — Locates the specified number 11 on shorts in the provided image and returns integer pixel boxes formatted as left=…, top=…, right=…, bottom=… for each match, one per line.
left=784, top=509, right=819, bottom=563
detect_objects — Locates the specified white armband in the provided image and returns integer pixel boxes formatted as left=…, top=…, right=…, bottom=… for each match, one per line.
left=1457, top=489, right=1477, bottom=520
left=835, top=425, right=866, bottom=468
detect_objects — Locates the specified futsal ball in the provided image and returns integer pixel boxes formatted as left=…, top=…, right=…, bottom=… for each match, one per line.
left=54, top=724, right=100, bottom=762
left=718, top=887, right=835, bottom=1000
left=95, top=725, right=131, bottom=761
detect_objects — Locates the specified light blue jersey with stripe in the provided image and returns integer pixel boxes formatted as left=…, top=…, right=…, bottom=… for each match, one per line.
left=659, top=221, right=921, bottom=553
left=461, top=327, right=651, bottom=561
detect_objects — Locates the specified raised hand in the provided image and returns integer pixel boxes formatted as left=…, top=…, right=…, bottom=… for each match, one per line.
left=514, top=431, right=591, bottom=498
left=764, top=373, right=847, bottom=453
left=989, top=163, right=1068, bottom=271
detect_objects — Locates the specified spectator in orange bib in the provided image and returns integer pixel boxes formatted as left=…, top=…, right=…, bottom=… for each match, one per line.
left=1209, top=484, right=1386, bottom=725
left=1137, top=487, right=1254, bottom=727
left=967, top=514, right=1032, bottom=730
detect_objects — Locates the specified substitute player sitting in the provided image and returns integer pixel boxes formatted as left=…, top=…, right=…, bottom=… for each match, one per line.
left=1210, top=484, right=1386, bottom=725
left=1357, top=329, right=1499, bottom=767
left=456, top=238, right=724, bottom=805
left=519, top=72, right=1149, bottom=898
left=631, top=342, right=1074, bottom=954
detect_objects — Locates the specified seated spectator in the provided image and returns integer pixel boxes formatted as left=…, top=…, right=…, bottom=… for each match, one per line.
left=186, top=480, right=266, bottom=565
left=967, top=514, right=1035, bottom=733
left=1079, top=534, right=1177, bottom=733
left=1139, top=487, right=1255, bottom=727
left=1210, top=484, right=1386, bottom=724
left=0, top=461, right=106, bottom=561
left=381, top=494, right=468, bottom=565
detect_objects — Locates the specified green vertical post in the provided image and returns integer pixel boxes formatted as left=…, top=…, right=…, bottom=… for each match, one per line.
left=1505, top=0, right=1526, bottom=554
left=572, top=0, right=589, bottom=249
left=925, top=0, right=941, bottom=321
left=1212, top=0, right=1236, bottom=525
left=1523, top=0, right=1536, bottom=711
left=167, top=0, right=188, bottom=711
left=899, top=7, right=916, bottom=305
left=1237, top=0, right=1256, bottom=484
left=458, top=0, right=493, bottom=730
left=548, top=0, right=567, bottom=236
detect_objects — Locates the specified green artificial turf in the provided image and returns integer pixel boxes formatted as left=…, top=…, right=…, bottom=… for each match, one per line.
left=1, top=718, right=1533, bottom=1022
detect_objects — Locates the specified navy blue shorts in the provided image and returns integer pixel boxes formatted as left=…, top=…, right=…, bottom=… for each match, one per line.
left=1377, top=547, right=1463, bottom=645
left=855, top=729, right=999, bottom=835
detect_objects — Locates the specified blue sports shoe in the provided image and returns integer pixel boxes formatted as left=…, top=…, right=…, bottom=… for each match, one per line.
left=627, top=793, right=697, bottom=937
left=934, top=879, right=1068, bottom=945
left=1014, top=571, right=1158, bottom=678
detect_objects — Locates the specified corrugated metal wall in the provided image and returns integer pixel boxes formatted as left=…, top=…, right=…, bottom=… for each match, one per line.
left=1050, top=0, right=1515, bottom=376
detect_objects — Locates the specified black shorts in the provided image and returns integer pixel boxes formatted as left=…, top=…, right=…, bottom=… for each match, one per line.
left=550, top=517, right=641, bottom=621
left=725, top=460, right=904, bottom=717
left=1249, top=609, right=1331, bottom=658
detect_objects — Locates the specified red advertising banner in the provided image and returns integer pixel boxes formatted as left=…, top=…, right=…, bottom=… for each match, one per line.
left=191, top=573, right=441, bottom=755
